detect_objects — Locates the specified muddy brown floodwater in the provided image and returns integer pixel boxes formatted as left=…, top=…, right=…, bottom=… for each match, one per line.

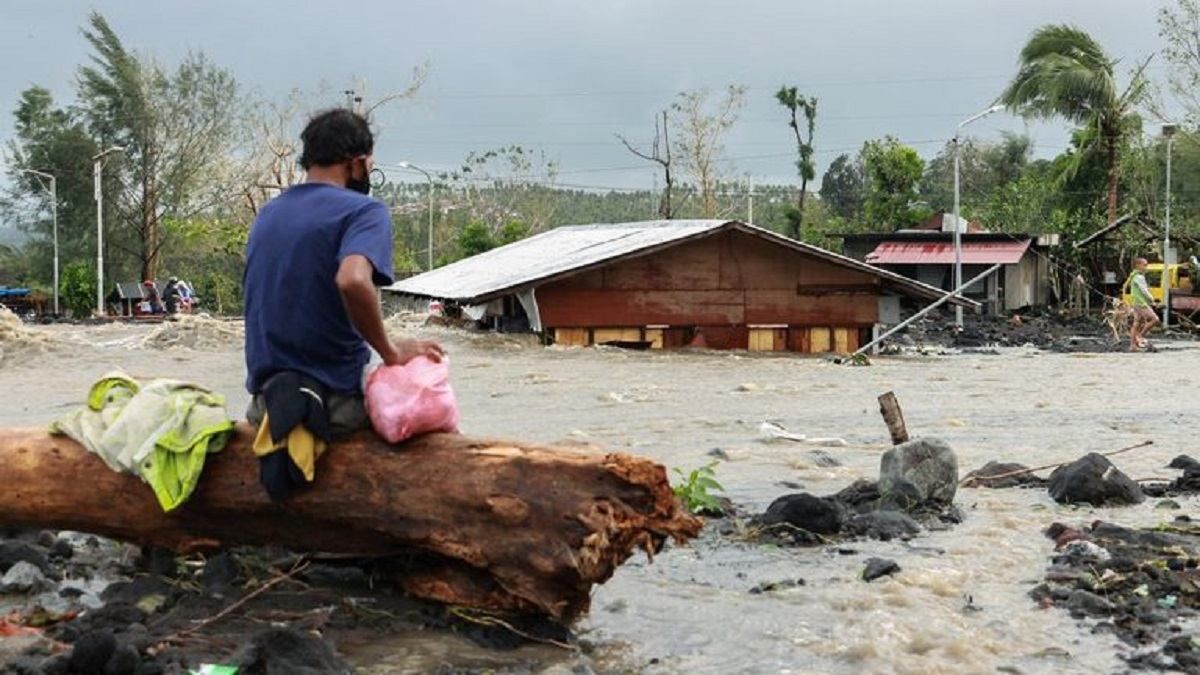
left=2, top=316, right=1198, bottom=674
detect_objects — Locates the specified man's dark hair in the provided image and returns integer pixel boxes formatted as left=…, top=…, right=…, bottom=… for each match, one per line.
left=299, top=108, right=374, bottom=169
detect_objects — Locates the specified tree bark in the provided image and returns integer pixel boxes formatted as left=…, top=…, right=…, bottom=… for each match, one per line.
left=0, top=426, right=701, bottom=623
left=1106, top=139, right=1119, bottom=225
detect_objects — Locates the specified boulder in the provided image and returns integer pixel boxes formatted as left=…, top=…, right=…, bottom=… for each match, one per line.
left=961, top=461, right=1048, bottom=489
left=862, top=557, right=900, bottom=582
left=845, top=511, right=921, bottom=541
left=0, top=560, right=49, bottom=593
left=759, top=493, right=845, bottom=535
left=232, top=627, right=350, bottom=675
left=879, top=438, right=959, bottom=506
left=1047, top=453, right=1144, bottom=506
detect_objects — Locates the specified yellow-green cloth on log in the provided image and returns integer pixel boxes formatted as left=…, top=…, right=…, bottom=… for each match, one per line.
left=51, top=370, right=235, bottom=512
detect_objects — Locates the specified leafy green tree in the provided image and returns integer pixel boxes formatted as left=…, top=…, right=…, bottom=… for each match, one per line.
left=922, top=133, right=1032, bottom=215
left=77, top=11, right=242, bottom=281
left=818, top=154, right=865, bottom=221
left=1000, top=24, right=1149, bottom=224
left=59, top=261, right=96, bottom=318
left=498, top=220, right=530, bottom=245
left=458, top=221, right=496, bottom=258
left=2, top=87, right=101, bottom=287
left=861, top=137, right=926, bottom=230
left=775, top=86, right=817, bottom=238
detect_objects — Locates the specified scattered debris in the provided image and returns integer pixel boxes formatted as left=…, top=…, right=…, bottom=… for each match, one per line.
left=139, top=314, right=244, bottom=351
left=1032, top=519, right=1200, bottom=671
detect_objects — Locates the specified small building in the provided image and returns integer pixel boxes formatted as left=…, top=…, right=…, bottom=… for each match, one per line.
left=385, top=220, right=975, bottom=353
left=839, top=214, right=1057, bottom=315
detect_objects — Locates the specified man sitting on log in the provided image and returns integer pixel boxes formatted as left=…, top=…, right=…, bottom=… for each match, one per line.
left=243, top=108, right=443, bottom=498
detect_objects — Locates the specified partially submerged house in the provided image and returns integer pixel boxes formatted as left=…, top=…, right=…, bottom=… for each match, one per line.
left=839, top=214, right=1057, bottom=315
left=385, top=220, right=977, bottom=353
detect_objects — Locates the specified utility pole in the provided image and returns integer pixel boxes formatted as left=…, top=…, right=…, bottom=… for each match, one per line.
left=92, top=146, right=124, bottom=316
left=953, top=104, right=1004, bottom=329
left=398, top=162, right=435, bottom=270
left=746, top=175, right=755, bottom=224
left=20, top=169, right=57, bottom=315
left=1163, top=122, right=1177, bottom=329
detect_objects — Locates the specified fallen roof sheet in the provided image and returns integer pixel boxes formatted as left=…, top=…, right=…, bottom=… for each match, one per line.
left=866, top=239, right=1031, bottom=265
left=386, top=220, right=978, bottom=308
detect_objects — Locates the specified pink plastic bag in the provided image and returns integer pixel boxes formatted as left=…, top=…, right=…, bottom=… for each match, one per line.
left=366, top=356, right=460, bottom=443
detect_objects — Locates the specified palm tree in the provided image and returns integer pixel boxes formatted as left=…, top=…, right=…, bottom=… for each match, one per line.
left=999, top=24, right=1148, bottom=224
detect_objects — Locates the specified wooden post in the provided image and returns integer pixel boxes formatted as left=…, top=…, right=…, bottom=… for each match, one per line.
left=878, top=391, right=909, bottom=445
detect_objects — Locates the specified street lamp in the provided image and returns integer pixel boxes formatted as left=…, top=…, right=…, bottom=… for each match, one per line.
left=1162, top=122, right=1177, bottom=329
left=953, top=104, right=1005, bottom=329
left=397, top=161, right=435, bottom=270
left=19, top=169, right=57, bottom=316
left=92, top=146, right=124, bottom=315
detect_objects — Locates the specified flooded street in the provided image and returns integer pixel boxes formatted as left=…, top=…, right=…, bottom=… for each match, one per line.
left=1, top=317, right=1196, bottom=674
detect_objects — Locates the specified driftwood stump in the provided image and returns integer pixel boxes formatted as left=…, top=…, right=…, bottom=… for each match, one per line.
left=0, top=426, right=700, bottom=622
left=878, top=391, right=909, bottom=445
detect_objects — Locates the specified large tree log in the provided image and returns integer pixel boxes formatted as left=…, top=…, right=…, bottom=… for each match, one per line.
left=0, top=426, right=701, bottom=622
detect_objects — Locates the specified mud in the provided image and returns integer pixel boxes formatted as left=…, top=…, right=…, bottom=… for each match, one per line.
left=1, top=315, right=1199, bottom=673
left=889, top=308, right=1182, bottom=354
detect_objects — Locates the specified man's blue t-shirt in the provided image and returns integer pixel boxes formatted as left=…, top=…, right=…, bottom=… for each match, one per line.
left=244, top=182, right=394, bottom=394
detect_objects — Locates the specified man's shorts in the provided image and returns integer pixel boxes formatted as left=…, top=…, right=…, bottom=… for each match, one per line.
left=246, top=392, right=369, bottom=439
left=1134, top=306, right=1159, bottom=321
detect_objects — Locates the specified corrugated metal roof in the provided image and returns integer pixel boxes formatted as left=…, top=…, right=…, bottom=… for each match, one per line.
left=866, top=240, right=1031, bottom=265
left=385, top=220, right=978, bottom=307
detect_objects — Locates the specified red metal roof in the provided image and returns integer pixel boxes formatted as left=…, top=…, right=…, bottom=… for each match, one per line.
left=866, top=239, right=1031, bottom=265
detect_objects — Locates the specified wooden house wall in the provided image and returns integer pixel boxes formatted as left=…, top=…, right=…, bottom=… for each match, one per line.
left=537, top=231, right=883, bottom=352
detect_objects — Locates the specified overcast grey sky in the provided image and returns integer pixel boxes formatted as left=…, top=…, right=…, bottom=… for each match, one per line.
left=0, top=0, right=1179, bottom=192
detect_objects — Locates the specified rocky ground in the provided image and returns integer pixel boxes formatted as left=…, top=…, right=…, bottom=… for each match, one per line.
left=0, top=534, right=584, bottom=675
left=887, top=307, right=1189, bottom=354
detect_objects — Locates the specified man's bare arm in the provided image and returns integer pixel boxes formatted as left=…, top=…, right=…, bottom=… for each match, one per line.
left=336, top=255, right=444, bottom=366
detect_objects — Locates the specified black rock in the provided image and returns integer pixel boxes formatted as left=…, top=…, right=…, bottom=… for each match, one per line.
left=961, top=461, right=1048, bottom=489
left=862, top=557, right=900, bottom=582
left=759, top=493, right=845, bottom=535
left=0, top=541, right=50, bottom=575
left=49, top=538, right=74, bottom=560
left=829, top=479, right=881, bottom=513
left=1168, top=455, right=1200, bottom=472
left=749, top=579, right=806, bottom=594
left=136, top=547, right=178, bottom=578
left=232, top=627, right=351, bottom=674
left=40, top=654, right=71, bottom=675
left=1047, top=453, right=1145, bottom=506
left=1065, top=589, right=1115, bottom=616
left=877, top=480, right=924, bottom=513
left=845, top=511, right=921, bottom=541
left=104, top=643, right=141, bottom=675
left=69, top=631, right=117, bottom=675
left=200, top=551, right=243, bottom=594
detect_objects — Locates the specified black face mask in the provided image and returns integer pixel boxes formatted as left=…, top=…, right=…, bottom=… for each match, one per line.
left=346, top=159, right=371, bottom=195
left=347, top=176, right=371, bottom=195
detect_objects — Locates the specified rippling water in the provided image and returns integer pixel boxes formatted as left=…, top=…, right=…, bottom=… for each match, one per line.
left=4, top=323, right=1196, bottom=673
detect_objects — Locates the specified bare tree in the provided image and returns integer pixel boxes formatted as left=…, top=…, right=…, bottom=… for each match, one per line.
left=237, top=64, right=429, bottom=217
left=670, top=86, right=746, bottom=218
left=616, top=110, right=674, bottom=219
